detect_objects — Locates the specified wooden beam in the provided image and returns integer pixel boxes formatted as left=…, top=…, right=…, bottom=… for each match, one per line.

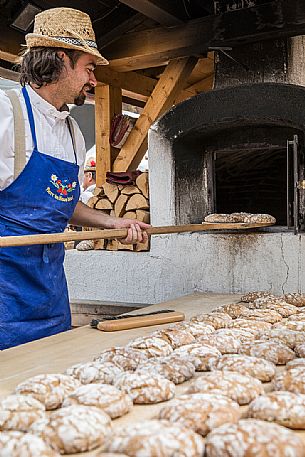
left=119, top=0, right=184, bottom=26
left=113, top=56, right=198, bottom=172
left=95, top=85, right=122, bottom=186
left=0, top=67, right=19, bottom=82
left=174, top=73, right=214, bottom=104
left=97, top=13, right=145, bottom=49
left=94, top=66, right=157, bottom=95
left=104, top=0, right=305, bottom=71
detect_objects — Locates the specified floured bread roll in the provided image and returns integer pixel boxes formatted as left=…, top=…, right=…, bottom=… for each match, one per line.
left=31, top=405, right=111, bottom=454
left=191, top=312, right=232, bottom=330
left=212, top=303, right=249, bottom=319
left=258, top=327, right=305, bottom=349
left=104, top=419, right=205, bottom=456
left=127, top=336, right=173, bottom=358
left=286, top=359, right=305, bottom=370
left=288, top=312, right=305, bottom=321
left=212, top=328, right=255, bottom=342
left=169, top=321, right=215, bottom=337
left=295, top=343, right=305, bottom=357
left=136, top=355, right=195, bottom=384
left=151, top=327, right=195, bottom=348
left=243, top=214, right=276, bottom=224
left=238, top=309, right=282, bottom=324
left=274, top=320, right=305, bottom=332
left=0, top=394, right=45, bottom=432
left=63, top=384, right=133, bottom=418
left=96, top=454, right=128, bottom=457
left=239, top=340, right=295, bottom=365
left=197, top=331, right=241, bottom=354
left=173, top=343, right=221, bottom=371
left=66, top=361, right=122, bottom=385
left=210, top=354, right=276, bottom=382
left=15, top=374, right=81, bottom=410
left=273, top=367, right=305, bottom=393
left=186, top=370, right=264, bottom=405
left=115, top=372, right=175, bottom=404
left=281, top=293, right=305, bottom=307
left=205, top=419, right=304, bottom=457
left=240, top=291, right=274, bottom=302
left=0, top=430, right=60, bottom=456
left=247, top=391, right=305, bottom=429
left=249, top=301, right=298, bottom=318
left=158, top=393, right=240, bottom=436
left=225, top=318, right=272, bottom=334
left=93, top=346, right=148, bottom=371
left=204, top=213, right=236, bottom=223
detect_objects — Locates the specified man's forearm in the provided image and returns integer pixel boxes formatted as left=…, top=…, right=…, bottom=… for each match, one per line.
left=69, top=201, right=116, bottom=229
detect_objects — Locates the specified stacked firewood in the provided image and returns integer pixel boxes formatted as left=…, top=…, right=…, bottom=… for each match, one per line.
left=86, top=172, right=150, bottom=251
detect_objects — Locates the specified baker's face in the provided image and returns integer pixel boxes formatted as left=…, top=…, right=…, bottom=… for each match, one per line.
left=60, top=52, right=97, bottom=105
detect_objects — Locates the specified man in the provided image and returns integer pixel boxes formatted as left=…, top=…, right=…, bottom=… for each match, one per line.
left=0, top=7, right=149, bottom=350
left=80, top=158, right=96, bottom=204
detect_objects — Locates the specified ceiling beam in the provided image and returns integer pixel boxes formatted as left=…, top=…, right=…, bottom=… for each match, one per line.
left=95, top=66, right=157, bottom=96
left=97, top=13, right=145, bottom=49
left=119, top=0, right=184, bottom=26
left=104, top=0, right=305, bottom=71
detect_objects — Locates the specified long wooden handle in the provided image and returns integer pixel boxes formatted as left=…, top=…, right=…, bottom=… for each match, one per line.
left=96, top=311, right=185, bottom=331
left=0, top=222, right=273, bottom=248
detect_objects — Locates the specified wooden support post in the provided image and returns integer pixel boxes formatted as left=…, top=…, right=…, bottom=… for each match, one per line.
left=95, top=84, right=122, bottom=187
left=113, top=56, right=198, bottom=172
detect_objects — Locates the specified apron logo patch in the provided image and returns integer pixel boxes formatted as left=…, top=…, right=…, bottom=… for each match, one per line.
left=46, top=174, right=77, bottom=202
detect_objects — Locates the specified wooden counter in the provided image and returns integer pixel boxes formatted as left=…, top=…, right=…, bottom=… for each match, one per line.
left=1, top=292, right=304, bottom=455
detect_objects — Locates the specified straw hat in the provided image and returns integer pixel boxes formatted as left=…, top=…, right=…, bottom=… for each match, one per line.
left=84, top=158, right=96, bottom=172
left=25, top=7, right=108, bottom=65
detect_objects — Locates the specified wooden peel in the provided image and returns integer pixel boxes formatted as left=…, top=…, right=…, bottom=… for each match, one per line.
left=0, top=222, right=274, bottom=248
left=95, top=311, right=185, bottom=331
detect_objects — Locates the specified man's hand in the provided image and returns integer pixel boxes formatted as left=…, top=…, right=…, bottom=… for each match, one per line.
left=112, top=218, right=150, bottom=245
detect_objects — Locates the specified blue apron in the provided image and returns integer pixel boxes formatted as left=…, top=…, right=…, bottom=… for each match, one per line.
left=0, top=86, right=80, bottom=349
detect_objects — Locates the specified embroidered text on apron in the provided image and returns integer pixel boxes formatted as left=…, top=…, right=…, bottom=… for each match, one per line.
left=0, top=86, right=80, bottom=349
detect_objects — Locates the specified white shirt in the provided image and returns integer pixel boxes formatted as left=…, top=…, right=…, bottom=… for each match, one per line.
left=79, top=184, right=96, bottom=204
left=0, top=85, right=86, bottom=190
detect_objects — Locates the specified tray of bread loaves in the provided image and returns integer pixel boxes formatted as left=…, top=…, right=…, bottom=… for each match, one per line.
left=203, top=212, right=276, bottom=228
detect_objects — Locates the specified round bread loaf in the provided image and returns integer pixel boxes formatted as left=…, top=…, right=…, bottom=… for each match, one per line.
left=104, top=419, right=205, bottom=456
left=211, top=328, right=255, bottom=342
left=136, top=355, right=195, bottom=384
left=205, top=419, right=304, bottom=457
left=210, top=354, right=276, bottom=382
left=204, top=213, right=236, bottom=223
left=196, top=331, right=241, bottom=354
left=93, top=346, right=148, bottom=371
left=173, top=343, right=221, bottom=371
left=186, top=370, right=264, bottom=405
left=239, top=340, right=295, bottom=365
left=240, top=291, right=274, bottom=302
left=288, top=312, right=305, bottom=321
left=274, top=320, right=305, bottom=332
left=273, top=367, right=305, bottom=393
left=243, top=214, right=276, bottom=224
left=63, top=383, right=133, bottom=418
left=238, top=309, right=282, bottom=324
left=151, top=328, right=195, bottom=348
left=0, top=394, right=45, bottom=432
left=169, top=321, right=215, bottom=337
left=191, top=312, right=232, bottom=330
left=286, top=359, right=305, bottom=370
left=212, top=303, right=249, bottom=318
left=225, top=318, right=272, bottom=334
left=252, top=299, right=298, bottom=317
left=247, top=391, right=305, bottom=428
left=0, top=430, right=59, bottom=456
left=281, top=293, right=305, bottom=307
left=31, top=405, right=111, bottom=454
left=115, top=372, right=175, bottom=404
left=15, top=374, right=81, bottom=410
left=158, top=393, right=240, bottom=436
left=127, top=336, right=173, bottom=358
left=295, top=343, right=305, bottom=357
left=66, top=361, right=122, bottom=384
left=257, top=327, right=305, bottom=349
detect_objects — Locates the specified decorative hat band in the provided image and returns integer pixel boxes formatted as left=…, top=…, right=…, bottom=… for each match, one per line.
left=53, top=37, right=98, bottom=49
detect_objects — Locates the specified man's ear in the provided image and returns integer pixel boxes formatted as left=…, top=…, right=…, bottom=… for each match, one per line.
left=57, top=51, right=66, bottom=60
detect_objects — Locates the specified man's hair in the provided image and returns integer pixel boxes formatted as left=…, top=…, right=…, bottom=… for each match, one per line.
left=19, top=47, right=83, bottom=87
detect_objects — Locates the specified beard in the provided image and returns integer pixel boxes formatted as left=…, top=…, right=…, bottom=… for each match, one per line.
left=73, top=84, right=92, bottom=106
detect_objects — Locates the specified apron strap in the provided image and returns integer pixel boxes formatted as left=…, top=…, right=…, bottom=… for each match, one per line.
left=66, top=116, right=78, bottom=165
left=6, top=90, right=26, bottom=180
left=21, top=86, right=38, bottom=151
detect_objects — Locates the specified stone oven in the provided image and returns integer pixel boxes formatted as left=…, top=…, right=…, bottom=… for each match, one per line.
left=149, top=83, right=305, bottom=232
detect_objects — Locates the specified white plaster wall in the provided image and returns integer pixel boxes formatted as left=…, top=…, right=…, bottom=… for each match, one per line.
left=65, top=231, right=304, bottom=304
